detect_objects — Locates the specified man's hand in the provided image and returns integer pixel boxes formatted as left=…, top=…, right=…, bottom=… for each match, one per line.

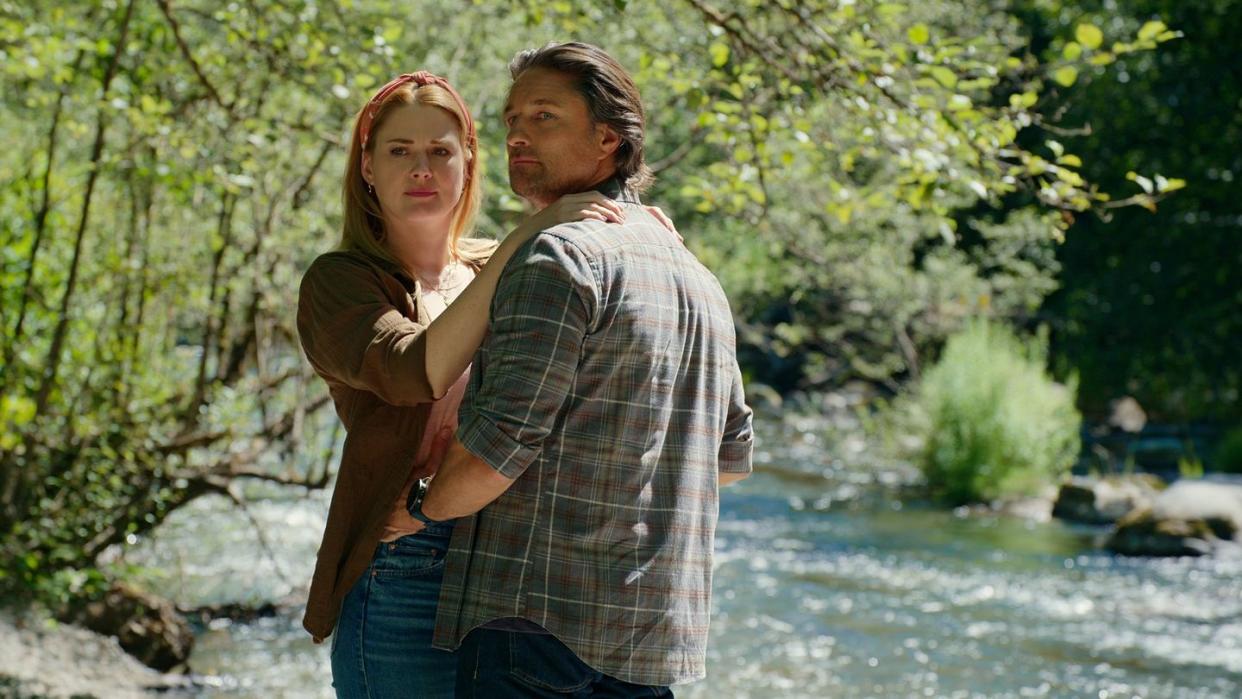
left=380, top=485, right=427, bottom=538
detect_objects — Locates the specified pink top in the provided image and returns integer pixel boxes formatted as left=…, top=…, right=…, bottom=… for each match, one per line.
left=417, top=366, right=471, bottom=465
left=378, top=366, right=470, bottom=542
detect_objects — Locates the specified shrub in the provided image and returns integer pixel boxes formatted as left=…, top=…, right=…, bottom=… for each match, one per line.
left=1214, top=427, right=1242, bottom=474
left=896, top=320, right=1081, bottom=504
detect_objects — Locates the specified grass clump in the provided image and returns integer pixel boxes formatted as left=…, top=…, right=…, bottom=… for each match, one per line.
left=895, top=320, right=1081, bottom=504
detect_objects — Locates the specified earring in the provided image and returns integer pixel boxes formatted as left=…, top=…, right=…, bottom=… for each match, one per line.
left=367, top=182, right=375, bottom=196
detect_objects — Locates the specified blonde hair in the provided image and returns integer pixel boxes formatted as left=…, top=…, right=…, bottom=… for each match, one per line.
left=339, top=82, right=486, bottom=265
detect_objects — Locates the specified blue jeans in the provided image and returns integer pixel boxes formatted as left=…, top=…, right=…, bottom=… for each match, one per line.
left=455, top=627, right=674, bottom=698
left=331, top=522, right=456, bottom=699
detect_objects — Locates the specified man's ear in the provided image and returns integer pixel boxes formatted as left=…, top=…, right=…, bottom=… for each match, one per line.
left=361, top=151, right=374, bottom=187
left=596, top=123, right=621, bottom=162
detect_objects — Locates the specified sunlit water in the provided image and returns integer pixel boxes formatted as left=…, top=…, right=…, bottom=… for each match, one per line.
left=127, top=414, right=1242, bottom=698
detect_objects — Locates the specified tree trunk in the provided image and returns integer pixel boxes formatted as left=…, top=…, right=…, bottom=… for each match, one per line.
left=3, top=48, right=86, bottom=374
left=32, top=0, right=138, bottom=418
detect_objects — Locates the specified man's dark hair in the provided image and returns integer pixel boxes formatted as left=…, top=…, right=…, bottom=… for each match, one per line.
left=509, top=42, right=654, bottom=193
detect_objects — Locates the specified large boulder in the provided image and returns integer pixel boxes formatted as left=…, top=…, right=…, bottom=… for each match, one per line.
left=62, top=582, right=194, bottom=672
left=1052, top=475, right=1162, bottom=525
left=1106, top=478, right=1242, bottom=557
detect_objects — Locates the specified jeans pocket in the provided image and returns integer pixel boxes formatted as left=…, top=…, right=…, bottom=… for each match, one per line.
left=508, top=632, right=593, bottom=693
left=373, top=533, right=447, bottom=578
left=372, top=543, right=447, bottom=576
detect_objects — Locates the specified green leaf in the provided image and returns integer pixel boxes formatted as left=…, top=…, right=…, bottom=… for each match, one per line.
left=1057, top=154, right=1083, bottom=168
left=1137, top=20, right=1167, bottom=42
left=908, top=23, right=930, bottom=46
left=1052, top=66, right=1078, bottom=87
left=1062, top=42, right=1082, bottom=60
left=709, top=42, right=729, bottom=68
left=1075, top=23, right=1103, bottom=50
left=930, top=66, right=957, bottom=88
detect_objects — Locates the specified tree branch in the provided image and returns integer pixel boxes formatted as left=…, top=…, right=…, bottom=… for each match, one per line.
left=155, top=0, right=236, bottom=118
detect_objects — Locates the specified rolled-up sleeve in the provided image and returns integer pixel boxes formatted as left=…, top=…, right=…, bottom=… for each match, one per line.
left=719, top=360, right=754, bottom=474
left=456, top=234, right=596, bottom=480
left=296, top=254, right=434, bottom=406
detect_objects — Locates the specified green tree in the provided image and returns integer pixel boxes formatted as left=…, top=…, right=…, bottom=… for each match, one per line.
left=0, top=0, right=1173, bottom=599
left=1023, top=0, right=1239, bottom=421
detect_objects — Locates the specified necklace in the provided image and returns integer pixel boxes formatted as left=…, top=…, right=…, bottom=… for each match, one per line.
left=415, top=257, right=466, bottom=306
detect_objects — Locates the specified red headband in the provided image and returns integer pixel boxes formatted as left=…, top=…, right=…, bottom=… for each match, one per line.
left=358, top=71, right=476, bottom=153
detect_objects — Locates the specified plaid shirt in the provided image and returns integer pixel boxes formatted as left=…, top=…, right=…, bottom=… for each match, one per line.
left=432, top=196, right=754, bottom=686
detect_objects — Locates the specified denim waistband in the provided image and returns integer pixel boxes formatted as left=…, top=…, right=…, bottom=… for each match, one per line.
left=390, top=519, right=455, bottom=540
left=420, top=519, right=455, bottom=537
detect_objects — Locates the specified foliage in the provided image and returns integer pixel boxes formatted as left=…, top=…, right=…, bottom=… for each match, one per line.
left=1022, top=0, right=1242, bottom=420
left=1177, top=455, right=1204, bottom=480
left=1214, top=427, right=1242, bottom=475
left=0, top=0, right=1173, bottom=595
left=890, top=320, right=1081, bottom=504
left=635, top=0, right=1177, bottom=392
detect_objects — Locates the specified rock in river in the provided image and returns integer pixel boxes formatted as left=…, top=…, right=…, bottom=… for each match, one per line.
left=1052, top=475, right=1162, bottom=525
left=61, top=582, right=194, bottom=672
left=1107, top=477, right=1242, bottom=556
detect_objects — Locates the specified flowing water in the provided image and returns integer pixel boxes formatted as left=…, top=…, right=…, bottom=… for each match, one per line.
left=128, top=414, right=1242, bottom=698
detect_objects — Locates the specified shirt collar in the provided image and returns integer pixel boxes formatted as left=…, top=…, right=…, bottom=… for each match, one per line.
left=358, top=248, right=418, bottom=291
left=591, top=175, right=641, bottom=205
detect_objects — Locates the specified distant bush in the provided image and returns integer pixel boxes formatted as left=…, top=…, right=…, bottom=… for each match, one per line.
left=1214, top=427, right=1242, bottom=474
left=892, top=320, right=1081, bottom=504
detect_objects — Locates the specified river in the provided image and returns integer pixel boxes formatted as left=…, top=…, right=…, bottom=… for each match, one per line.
left=127, top=413, right=1242, bottom=698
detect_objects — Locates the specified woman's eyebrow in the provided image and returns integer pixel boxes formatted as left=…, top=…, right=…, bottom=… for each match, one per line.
left=384, top=137, right=455, bottom=145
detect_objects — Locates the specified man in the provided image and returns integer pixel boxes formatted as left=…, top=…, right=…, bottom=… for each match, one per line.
left=408, top=42, right=754, bottom=696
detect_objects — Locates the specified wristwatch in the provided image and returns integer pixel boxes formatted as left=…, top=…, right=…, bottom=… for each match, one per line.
left=405, top=477, right=443, bottom=525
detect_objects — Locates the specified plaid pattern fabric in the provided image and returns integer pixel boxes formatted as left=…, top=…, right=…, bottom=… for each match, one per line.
left=432, top=201, right=754, bottom=686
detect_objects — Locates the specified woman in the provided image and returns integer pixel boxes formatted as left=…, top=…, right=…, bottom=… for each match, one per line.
left=295, top=72, right=637, bottom=697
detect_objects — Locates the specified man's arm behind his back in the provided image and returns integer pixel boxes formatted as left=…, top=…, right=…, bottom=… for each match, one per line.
left=718, top=358, right=754, bottom=486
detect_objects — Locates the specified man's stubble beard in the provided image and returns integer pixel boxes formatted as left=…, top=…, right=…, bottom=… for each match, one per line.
left=510, top=166, right=580, bottom=210
left=509, top=168, right=551, bottom=208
